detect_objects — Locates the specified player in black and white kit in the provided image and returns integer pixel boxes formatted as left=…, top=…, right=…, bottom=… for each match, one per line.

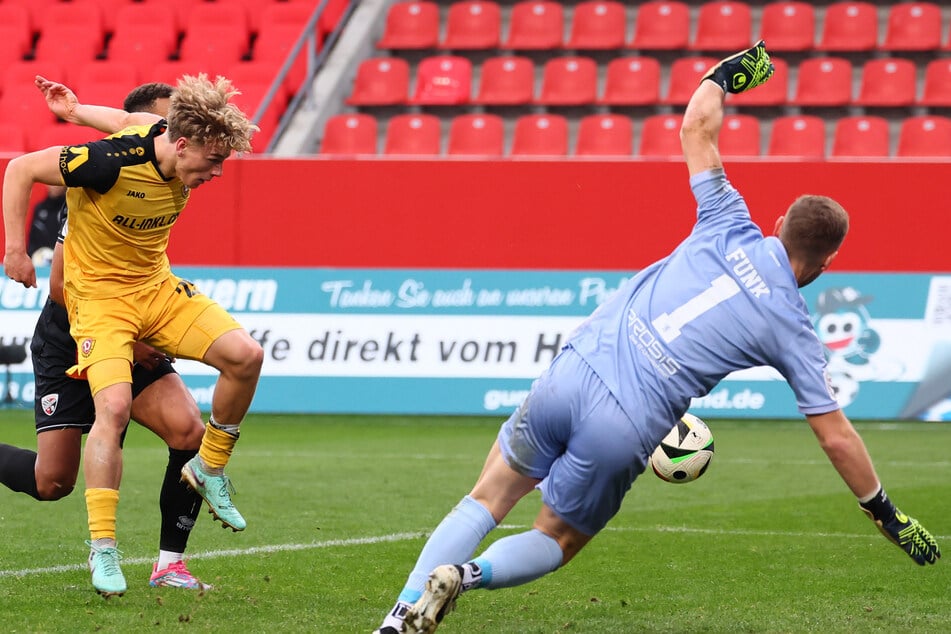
left=0, top=81, right=213, bottom=591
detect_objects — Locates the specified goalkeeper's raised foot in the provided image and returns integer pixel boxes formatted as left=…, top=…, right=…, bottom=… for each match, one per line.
left=702, top=40, right=775, bottom=94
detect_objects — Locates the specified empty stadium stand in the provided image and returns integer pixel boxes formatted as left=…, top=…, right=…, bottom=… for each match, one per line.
left=2, top=0, right=951, bottom=160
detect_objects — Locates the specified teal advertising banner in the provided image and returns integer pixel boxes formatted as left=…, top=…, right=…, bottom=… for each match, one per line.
left=0, top=268, right=948, bottom=420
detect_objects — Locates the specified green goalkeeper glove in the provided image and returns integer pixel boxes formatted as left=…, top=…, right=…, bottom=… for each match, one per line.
left=701, top=40, right=775, bottom=94
left=859, top=487, right=940, bottom=566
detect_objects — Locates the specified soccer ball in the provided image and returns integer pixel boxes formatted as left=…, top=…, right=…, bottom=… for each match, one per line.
left=650, top=413, right=714, bottom=484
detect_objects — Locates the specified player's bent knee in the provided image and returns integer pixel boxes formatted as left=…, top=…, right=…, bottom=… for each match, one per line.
left=35, top=477, right=76, bottom=501
left=205, top=331, right=264, bottom=379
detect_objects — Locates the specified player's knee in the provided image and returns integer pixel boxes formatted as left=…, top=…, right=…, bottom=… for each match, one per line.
left=35, top=476, right=76, bottom=501
left=228, top=336, right=264, bottom=380
left=175, top=419, right=206, bottom=450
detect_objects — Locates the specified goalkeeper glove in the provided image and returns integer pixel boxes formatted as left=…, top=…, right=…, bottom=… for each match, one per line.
left=702, top=40, right=775, bottom=94
left=859, top=487, right=940, bottom=566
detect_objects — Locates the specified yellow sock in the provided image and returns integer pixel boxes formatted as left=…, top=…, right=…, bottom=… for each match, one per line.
left=85, top=488, right=119, bottom=541
left=199, top=423, right=237, bottom=469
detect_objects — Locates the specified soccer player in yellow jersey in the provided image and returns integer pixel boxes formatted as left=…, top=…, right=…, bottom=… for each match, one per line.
left=3, top=74, right=264, bottom=597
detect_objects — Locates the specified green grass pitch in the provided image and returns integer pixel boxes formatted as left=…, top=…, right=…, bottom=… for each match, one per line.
left=1, top=411, right=949, bottom=633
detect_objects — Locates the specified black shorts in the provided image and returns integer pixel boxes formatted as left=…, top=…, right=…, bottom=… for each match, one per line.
left=31, top=298, right=178, bottom=434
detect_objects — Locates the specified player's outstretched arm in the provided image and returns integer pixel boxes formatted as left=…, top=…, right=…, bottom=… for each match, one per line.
left=807, top=409, right=940, bottom=565
left=681, top=80, right=726, bottom=177
left=3, top=148, right=65, bottom=289
left=35, top=75, right=160, bottom=134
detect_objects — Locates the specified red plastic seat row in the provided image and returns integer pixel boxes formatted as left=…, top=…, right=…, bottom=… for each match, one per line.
left=319, top=113, right=951, bottom=158
left=347, top=54, right=951, bottom=108
left=348, top=54, right=667, bottom=106
left=377, top=0, right=951, bottom=52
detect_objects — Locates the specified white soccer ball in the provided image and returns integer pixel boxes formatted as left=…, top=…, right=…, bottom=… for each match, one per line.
left=650, top=413, right=714, bottom=484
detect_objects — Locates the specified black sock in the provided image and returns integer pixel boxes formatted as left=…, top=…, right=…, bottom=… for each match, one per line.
left=159, top=448, right=202, bottom=553
left=0, top=443, right=41, bottom=500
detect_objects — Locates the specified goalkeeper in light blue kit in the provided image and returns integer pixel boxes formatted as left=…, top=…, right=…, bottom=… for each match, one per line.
left=375, top=42, right=940, bottom=634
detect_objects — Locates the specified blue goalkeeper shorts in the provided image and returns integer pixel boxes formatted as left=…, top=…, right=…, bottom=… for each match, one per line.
left=497, top=346, right=652, bottom=536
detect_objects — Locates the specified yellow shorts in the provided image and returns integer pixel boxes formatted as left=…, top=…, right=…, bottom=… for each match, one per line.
left=65, top=275, right=243, bottom=395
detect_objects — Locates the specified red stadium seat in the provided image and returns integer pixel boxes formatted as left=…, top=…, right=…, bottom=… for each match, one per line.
left=2, top=0, right=54, bottom=35
left=767, top=115, right=826, bottom=158
left=855, top=58, right=917, bottom=107
left=830, top=115, right=890, bottom=157
left=599, top=56, right=661, bottom=106
left=253, top=24, right=318, bottom=94
left=37, top=2, right=105, bottom=40
left=511, top=114, right=568, bottom=155
left=108, top=32, right=176, bottom=75
left=0, top=123, right=27, bottom=154
left=638, top=114, right=683, bottom=157
left=33, top=26, right=105, bottom=83
left=139, top=0, right=204, bottom=34
left=215, top=0, right=266, bottom=35
left=691, top=1, right=752, bottom=52
left=629, top=1, right=689, bottom=50
left=411, top=55, right=472, bottom=105
left=0, top=4, right=33, bottom=59
left=0, top=84, right=59, bottom=150
left=260, top=1, right=316, bottom=33
left=441, top=1, right=502, bottom=50
left=227, top=62, right=292, bottom=109
left=536, top=56, right=598, bottom=105
left=504, top=1, right=565, bottom=50
left=757, top=1, right=815, bottom=51
left=792, top=57, right=853, bottom=106
left=384, top=113, right=442, bottom=155
left=665, top=56, right=718, bottom=105
left=178, top=25, right=249, bottom=79
left=186, top=2, right=251, bottom=39
left=575, top=114, right=632, bottom=156
left=474, top=56, right=535, bottom=105
left=151, top=61, right=213, bottom=87
left=726, top=57, right=788, bottom=106
left=320, top=113, right=378, bottom=155
left=565, top=1, right=627, bottom=50
left=0, top=38, right=27, bottom=76
left=377, top=1, right=440, bottom=50
left=896, top=116, right=951, bottom=158
left=346, top=57, right=410, bottom=106
left=718, top=114, right=761, bottom=156
left=72, top=61, right=141, bottom=109
left=112, top=4, right=178, bottom=59
left=71, top=0, right=133, bottom=36
left=3, top=61, right=66, bottom=96
left=817, top=1, right=879, bottom=52
left=881, top=2, right=941, bottom=52
left=447, top=113, right=505, bottom=156
left=920, top=59, right=951, bottom=107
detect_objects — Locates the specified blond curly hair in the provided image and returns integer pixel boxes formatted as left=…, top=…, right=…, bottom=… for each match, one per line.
left=166, top=74, right=258, bottom=153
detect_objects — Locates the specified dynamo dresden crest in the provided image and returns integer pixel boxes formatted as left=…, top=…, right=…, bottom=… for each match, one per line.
left=80, top=338, right=95, bottom=357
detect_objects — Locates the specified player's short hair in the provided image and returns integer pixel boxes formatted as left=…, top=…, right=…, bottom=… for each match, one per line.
left=166, top=73, right=257, bottom=153
left=779, top=195, right=849, bottom=265
left=123, top=82, right=174, bottom=114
